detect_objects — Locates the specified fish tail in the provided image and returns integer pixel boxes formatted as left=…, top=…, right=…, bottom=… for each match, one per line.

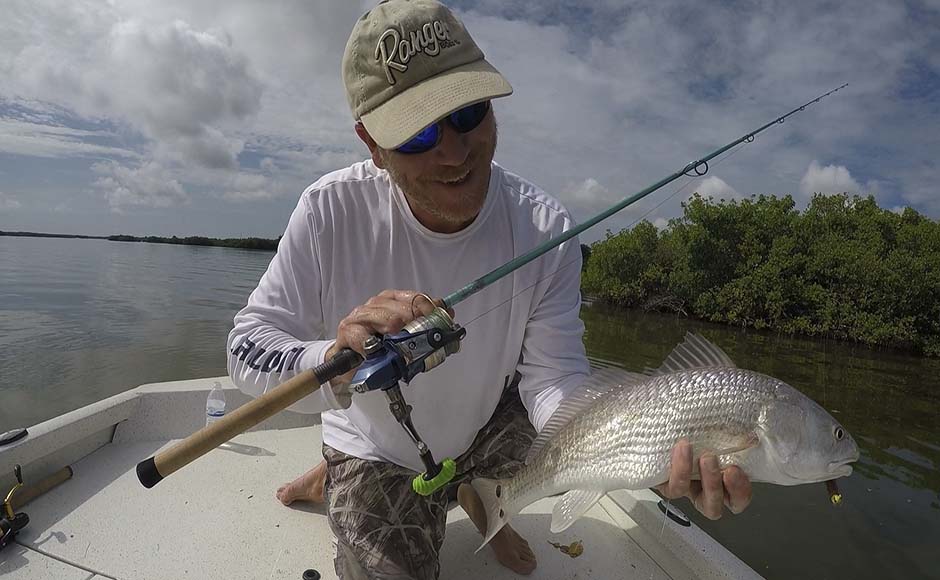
left=470, top=477, right=512, bottom=553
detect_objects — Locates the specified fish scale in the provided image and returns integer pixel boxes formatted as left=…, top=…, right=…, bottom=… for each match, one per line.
left=471, top=333, right=860, bottom=551
left=520, top=368, right=773, bottom=500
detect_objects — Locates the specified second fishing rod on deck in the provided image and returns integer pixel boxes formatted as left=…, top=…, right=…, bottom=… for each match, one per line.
left=137, top=83, right=849, bottom=494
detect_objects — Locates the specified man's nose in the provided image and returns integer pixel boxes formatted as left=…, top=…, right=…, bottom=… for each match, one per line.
left=433, top=122, right=470, bottom=167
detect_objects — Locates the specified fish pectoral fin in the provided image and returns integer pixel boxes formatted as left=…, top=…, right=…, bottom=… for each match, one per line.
left=712, top=432, right=760, bottom=456
left=688, top=433, right=761, bottom=477
left=550, top=489, right=605, bottom=533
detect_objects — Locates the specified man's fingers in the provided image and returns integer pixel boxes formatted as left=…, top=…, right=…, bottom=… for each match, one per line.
left=362, top=295, right=416, bottom=324
left=372, top=290, right=449, bottom=321
left=721, top=466, right=752, bottom=514
left=412, top=294, right=437, bottom=317
left=656, top=443, right=752, bottom=519
left=661, top=439, right=692, bottom=499
left=334, top=321, right=375, bottom=354
left=695, top=454, right=724, bottom=520
left=335, top=290, right=452, bottom=368
left=344, top=304, right=410, bottom=335
left=376, top=289, right=421, bottom=302
left=373, top=289, right=436, bottom=317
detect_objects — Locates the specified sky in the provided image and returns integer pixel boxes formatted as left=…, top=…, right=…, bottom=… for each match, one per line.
left=1, top=0, right=938, bottom=244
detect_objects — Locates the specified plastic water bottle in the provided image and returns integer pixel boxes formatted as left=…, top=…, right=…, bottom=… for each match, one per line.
left=205, top=381, right=226, bottom=427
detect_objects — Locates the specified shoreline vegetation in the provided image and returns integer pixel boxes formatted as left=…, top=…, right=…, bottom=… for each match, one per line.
left=0, top=230, right=280, bottom=251
left=580, top=193, right=940, bottom=357
left=6, top=191, right=938, bottom=357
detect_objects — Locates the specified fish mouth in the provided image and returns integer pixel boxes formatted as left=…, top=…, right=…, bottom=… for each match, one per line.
left=827, top=457, right=857, bottom=477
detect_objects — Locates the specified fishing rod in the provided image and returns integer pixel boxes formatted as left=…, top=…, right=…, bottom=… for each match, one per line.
left=138, top=84, right=848, bottom=493
left=444, top=82, right=848, bottom=309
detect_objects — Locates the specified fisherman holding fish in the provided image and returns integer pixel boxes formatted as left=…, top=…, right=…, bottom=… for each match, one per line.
left=228, top=0, right=755, bottom=578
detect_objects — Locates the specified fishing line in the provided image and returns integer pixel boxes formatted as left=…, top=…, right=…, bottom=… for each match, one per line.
left=443, top=83, right=848, bottom=313
left=660, top=499, right=672, bottom=536
left=459, top=136, right=753, bottom=331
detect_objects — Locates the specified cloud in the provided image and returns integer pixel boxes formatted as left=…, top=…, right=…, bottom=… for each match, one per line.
left=92, top=161, right=189, bottom=210
left=222, top=172, right=274, bottom=202
left=893, top=162, right=939, bottom=215
left=104, top=20, right=263, bottom=169
left=692, top=176, right=740, bottom=201
left=0, top=192, right=23, bottom=210
left=562, top=176, right=677, bottom=236
left=461, top=0, right=934, bottom=237
left=1, top=0, right=938, bottom=237
left=0, top=116, right=137, bottom=160
left=566, top=178, right=618, bottom=213
left=799, top=160, right=863, bottom=196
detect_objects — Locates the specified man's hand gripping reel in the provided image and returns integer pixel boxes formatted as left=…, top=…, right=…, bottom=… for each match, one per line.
left=349, top=307, right=466, bottom=496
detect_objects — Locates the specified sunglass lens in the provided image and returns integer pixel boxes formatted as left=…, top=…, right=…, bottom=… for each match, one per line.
left=394, top=101, right=489, bottom=154
left=397, top=124, right=440, bottom=154
left=450, top=101, right=490, bottom=133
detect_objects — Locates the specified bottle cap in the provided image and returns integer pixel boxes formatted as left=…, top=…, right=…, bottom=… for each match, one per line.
left=302, top=570, right=321, bottom=580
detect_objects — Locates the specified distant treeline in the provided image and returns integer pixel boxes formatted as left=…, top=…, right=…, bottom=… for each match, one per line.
left=1, top=230, right=280, bottom=250
left=581, top=193, right=940, bottom=357
left=0, top=230, right=107, bottom=240
left=108, top=234, right=279, bottom=251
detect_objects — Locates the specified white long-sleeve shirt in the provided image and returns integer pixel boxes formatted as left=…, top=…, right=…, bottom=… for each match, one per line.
left=227, top=159, right=589, bottom=471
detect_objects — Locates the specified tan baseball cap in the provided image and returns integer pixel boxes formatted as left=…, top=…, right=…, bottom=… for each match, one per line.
left=342, top=0, right=513, bottom=150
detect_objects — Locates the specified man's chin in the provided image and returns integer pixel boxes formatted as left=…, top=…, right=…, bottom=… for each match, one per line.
left=430, top=206, right=483, bottom=227
left=439, top=196, right=486, bottom=223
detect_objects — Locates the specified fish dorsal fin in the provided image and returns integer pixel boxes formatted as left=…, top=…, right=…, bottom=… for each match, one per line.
left=525, top=367, right=646, bottom=465
left=645, top=332, right=737, bottom=375
left=550, top=489, right=605, bottom=533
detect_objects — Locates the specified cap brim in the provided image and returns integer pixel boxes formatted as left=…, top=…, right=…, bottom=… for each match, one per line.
left=360, top=59, right=512, bottom=150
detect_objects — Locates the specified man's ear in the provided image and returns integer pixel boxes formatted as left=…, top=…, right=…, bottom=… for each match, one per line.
left=355, top=122, right=386, bottom=169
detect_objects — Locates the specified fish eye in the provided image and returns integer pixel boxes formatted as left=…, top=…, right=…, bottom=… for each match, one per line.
left=833, top=426, right=845, bottom=441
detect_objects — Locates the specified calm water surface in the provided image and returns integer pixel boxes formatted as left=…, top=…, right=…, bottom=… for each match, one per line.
left=2, top=236, right=938, bottom=579
left=582, top=304, right=940, bottom=580
left=0, top=236, right=269, bottom=429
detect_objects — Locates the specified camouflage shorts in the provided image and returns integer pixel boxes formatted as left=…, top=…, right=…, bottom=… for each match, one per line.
left=323, top=376, right=535, bottom=580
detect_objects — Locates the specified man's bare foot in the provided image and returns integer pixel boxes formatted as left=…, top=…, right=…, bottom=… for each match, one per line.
left=276, top=459, right=327, bottom=506
left=457, top=483, right=537, bottom=575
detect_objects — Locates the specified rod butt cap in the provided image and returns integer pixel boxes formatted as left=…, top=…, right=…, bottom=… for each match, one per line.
left=137, top=457, right=163, bottom=489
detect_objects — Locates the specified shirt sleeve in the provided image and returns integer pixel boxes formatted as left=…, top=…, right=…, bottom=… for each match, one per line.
left=515, top=233, right=591, bottom=432
left=226, top=193, right=341, bottom=414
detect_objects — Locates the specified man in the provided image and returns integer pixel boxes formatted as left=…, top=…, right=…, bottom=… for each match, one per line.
left=228, top=1, right=752, bottom=578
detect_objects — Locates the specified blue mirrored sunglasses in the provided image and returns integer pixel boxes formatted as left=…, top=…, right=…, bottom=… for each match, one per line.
left=395, top=101, right=491, bottom=155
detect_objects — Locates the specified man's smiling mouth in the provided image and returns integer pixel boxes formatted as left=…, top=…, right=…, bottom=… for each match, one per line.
left=439, top=170, right=470, bottom=185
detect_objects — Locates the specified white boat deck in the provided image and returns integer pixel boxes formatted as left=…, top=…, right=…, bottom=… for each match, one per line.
left=1, top=378, right=763, bottom=580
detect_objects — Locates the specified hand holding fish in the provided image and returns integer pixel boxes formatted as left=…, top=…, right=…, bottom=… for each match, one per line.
left=656, top=440, right=753, bottom=520
left=471, top=333, right=859, bottom=552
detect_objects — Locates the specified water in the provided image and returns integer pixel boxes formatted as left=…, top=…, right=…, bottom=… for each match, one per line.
left=2, top=236, right=938, bottom=578
left=0, top=235, right=270, bottom=430
left=581, top=303, right=940, bottom=580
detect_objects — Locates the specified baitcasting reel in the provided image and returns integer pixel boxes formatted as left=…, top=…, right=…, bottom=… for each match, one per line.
left=349, top=306, right=466, bottom=495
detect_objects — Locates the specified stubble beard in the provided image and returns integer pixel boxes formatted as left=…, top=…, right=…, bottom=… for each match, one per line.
left=380, top=124, right=498, bottom=229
